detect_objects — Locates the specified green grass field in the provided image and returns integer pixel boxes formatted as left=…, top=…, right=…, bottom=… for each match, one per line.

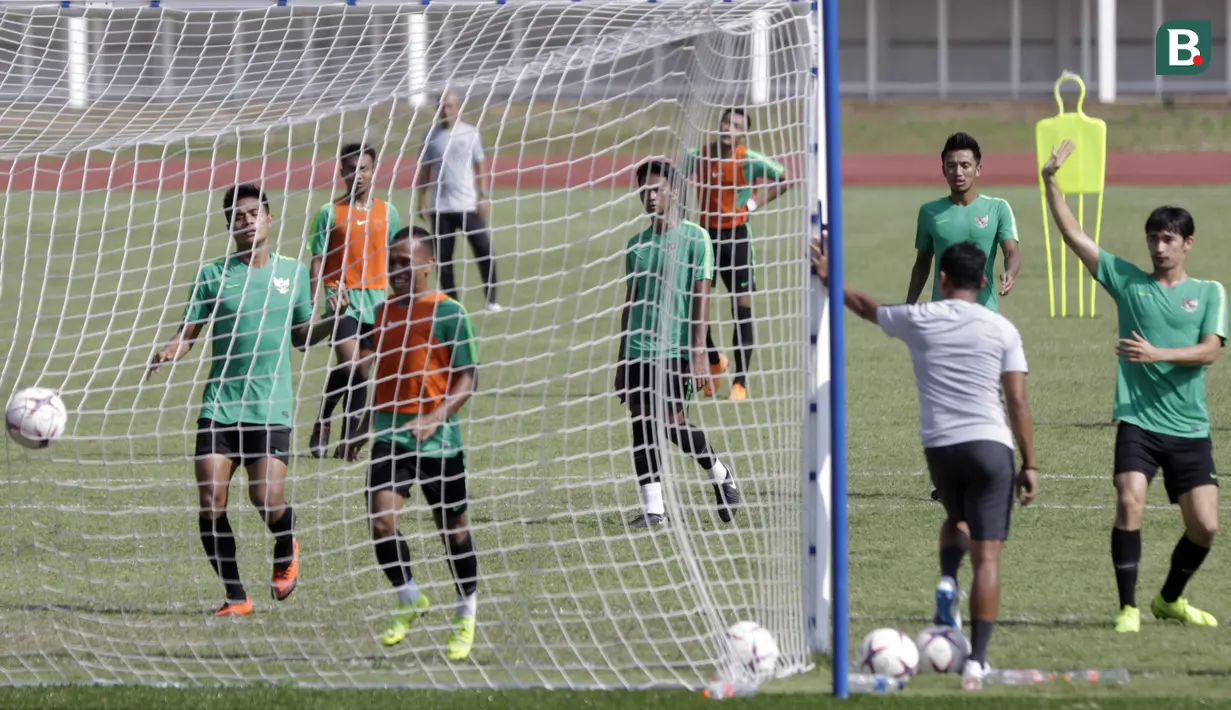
left=6, top=176, right=1231, bottom=709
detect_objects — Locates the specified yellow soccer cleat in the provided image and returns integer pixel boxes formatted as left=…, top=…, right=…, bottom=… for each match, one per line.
left=1151, top=595, right=1218, bottom=627
left=445, top=615, right=476, bottom=661
left=1114, top=605, right=1140, bottom=633
left=380, top=593, right=431, bottom=647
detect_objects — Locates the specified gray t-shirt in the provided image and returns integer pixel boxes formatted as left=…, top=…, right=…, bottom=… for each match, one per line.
left=420, top=121, right=485, bottom=213
left=877, top=300, right=1028, bottom=449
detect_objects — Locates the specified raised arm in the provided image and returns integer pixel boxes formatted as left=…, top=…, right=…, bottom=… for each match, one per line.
left=1041, top=140, right=1100, bottom=276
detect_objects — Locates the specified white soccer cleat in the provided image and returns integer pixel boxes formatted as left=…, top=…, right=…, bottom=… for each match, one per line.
left=961, top=659, right=989, bottom=692
left=485, top=302, right=505, bottom=313
left=934, top=576, right=962, bottom=632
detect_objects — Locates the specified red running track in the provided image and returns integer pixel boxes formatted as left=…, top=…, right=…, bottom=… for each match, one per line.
left=0, top=152, right=1226, bottom=191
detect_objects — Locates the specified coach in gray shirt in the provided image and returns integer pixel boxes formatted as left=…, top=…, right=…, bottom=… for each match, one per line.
left=414, top=90, right=500, bottom=311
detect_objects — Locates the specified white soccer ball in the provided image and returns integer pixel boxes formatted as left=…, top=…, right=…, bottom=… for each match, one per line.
left=5, top=387, right=68, bottom=449
left=915, top=626, right=970, bottom=674
left=724, top=621, right=780, bottom=680
left=858, top=628, right=919, bottom=680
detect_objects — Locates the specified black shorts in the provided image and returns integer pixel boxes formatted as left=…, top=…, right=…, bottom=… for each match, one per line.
left=368, top=441, right=468, bottom=513
left=1114, top=421, right=1218, bottom=504
left=924, top=440, right=1016, bottom=541
left=195, top=418, right=291, bottom=466
left=333, top=314, right=375, bottom=352
left=430, top=211, right=487, bottom=238
left=704, top=224, right=755, bottom=295
left=620, top=358, right=694, bottom=415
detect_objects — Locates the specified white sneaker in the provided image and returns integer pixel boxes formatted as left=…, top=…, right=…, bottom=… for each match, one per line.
left=961, top=659, right=989, bottom=692
left=934, top=575, right=962, bottom=632
left=485, top=302, right=505, bottom=313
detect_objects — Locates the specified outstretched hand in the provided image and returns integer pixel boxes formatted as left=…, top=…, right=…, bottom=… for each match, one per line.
left=1041, top=140, right=1076, bottom=180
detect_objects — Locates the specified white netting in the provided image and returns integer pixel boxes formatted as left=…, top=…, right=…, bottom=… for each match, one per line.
left=0, top=0, right=815, bottom=689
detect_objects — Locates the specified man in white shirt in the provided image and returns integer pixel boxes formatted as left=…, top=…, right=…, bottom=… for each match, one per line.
left=812, top=238, right=1038, bottom=689
left=414, top=90, right=501, bottom=311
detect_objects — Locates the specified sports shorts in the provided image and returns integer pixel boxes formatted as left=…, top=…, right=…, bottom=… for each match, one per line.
left=368, top=441, right=468, bottom=513
left=620, top=358, right=694, bottom=416
left=195, top=418, right=291, bottom=466
left=1114, top=421, right=1218, bottom=504
left=704, top=224, right=755, bottom=295
left=924, top=439, right=1016, bottom=541
left=332, top=313, right=376, bottom=352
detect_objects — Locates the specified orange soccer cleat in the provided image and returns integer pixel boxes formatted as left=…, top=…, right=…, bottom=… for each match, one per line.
left=271, top=538, right=300, bottom=601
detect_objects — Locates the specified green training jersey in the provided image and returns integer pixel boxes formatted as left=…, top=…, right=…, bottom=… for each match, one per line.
left=1095, top=249, right=1228, bottom=438
left=182, top=253, right=313, bottom=428
left=915, top=194, right=1019, bottom=312
left=624, top=219, right=714, bottom=361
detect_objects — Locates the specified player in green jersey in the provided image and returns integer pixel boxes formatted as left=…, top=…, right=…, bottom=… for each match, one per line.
left=906, top=132, right=1021, bottom=313
left=1044, top=140, right=1227, bottom=633
left=614, top=158, right=739, bottom=529
left=147, top=183, right=339, bottom=616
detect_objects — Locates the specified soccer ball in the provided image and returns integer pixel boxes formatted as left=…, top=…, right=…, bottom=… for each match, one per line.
left=724, top=621, right=780, bottom=680
left=858, top=628, right=919, bottom=679
left=5, top=387, right=68, bottom=449
left=915, top=626, right=970, bottom=674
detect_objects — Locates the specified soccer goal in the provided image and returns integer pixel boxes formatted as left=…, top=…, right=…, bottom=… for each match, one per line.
left=0, top=0, right=845, bottom=692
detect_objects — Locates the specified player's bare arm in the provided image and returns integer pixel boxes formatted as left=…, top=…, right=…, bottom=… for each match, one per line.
left=999, top=240, right=1021, bottom=296
left=404, top=366, right=477, bottom=442
left=308, top=255, right=324, bottom=312
left=906, top=250, right=933, bottom=304
left=146, top=320, right=205, bottom=381
left=1001, top=370, right=1037, bottom=506
left=1116, top=331, right=1222, bottom=366
left=1041, top=140, right=1099, bottom=275
left=615, top=283, right=632, bottom=398
left=302, top=289, right=350, bottom=348
left=690, top=277, right=712, bottom=390
left=475, top=158, right=491, bottom=220
left=811, top=237, right=880, bottom=323
left=414, top=162, right=433, bottom=224
left=754, top=173, right=792, bottom=211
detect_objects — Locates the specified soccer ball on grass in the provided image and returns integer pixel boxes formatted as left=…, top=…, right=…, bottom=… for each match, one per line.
left=5, top=387, right=68, bottom=449
left=724, top=621, right=780, bottom=680
left=915, top=626, right=970, bottom=674
left=858, top=628, right=919, bottom=680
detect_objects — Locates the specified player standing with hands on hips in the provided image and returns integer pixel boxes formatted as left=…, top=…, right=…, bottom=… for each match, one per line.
left=1043, top=140, right=1226, bottom=633
left=812, top=235, right=1038, bottom=690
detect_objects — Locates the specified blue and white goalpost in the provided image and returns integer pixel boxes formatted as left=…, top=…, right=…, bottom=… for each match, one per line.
left=803, top=0, right=848, bottom=699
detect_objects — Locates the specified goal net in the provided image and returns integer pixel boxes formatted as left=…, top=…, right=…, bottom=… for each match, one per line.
left=0, top=0, right=821, bottom=689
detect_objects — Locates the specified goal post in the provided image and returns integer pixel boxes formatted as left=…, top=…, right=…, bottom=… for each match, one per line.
left=0, top=0, right=845, bottom=692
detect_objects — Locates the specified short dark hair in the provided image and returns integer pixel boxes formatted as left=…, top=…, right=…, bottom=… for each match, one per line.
left=719, top=107, right=750, bottom=130
left=340, top=142, right=378, bottom=165
left=391, top=225, right=432, bottom=244
left=222, top=183, right=269, bottom=223
left=1144, top=206, right=1195, bottom=238
left=941, top=132, right=981, bottom=165
left=636, top=158, right=677, bottom=188
left=938, top=241, right=987, bottom=292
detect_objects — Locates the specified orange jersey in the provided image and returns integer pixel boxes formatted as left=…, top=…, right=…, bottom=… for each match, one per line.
left=685, top=145, right=785, bottom=229
left=372, top=293, right=478, bottom=415
left=309, top=198, right=402, bottom=291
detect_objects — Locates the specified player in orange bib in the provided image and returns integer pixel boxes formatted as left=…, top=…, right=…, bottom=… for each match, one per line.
left=684, top=108, right=791, bottom=401
left=365, top=226, right=480, bottom=661
left=308, top=143, right=402, bottom=460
